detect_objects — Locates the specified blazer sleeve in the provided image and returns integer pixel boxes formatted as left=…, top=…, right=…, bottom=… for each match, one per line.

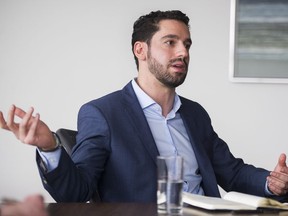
left=36, top=102, right=110, bottom=202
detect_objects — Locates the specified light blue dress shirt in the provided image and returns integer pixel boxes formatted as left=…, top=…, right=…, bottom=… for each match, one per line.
left=131, top=79, right=204, bottom=195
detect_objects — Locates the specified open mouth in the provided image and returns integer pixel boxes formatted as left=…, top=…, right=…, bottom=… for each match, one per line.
left=171, top=61, right=186, bottom=72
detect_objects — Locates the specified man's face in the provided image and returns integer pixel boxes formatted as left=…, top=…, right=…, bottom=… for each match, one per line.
left=147, top=19, right=192, bottom=88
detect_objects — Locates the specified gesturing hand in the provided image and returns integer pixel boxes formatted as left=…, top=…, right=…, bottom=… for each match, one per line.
left=267, top=153, right=288, bottom=196
left=0, top=105, right=56, bottom=150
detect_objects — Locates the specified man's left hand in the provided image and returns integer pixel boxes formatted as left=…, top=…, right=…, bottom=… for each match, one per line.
left=267, top=153, right=288, bottom=196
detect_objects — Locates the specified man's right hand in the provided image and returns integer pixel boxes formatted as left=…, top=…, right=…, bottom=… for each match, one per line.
left=0, top=105, right=56, bottom=150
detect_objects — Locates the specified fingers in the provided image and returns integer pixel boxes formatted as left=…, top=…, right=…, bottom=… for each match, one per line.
left=2, top=194, right=48, bottom=216
left=1, top=105, right=39, bottom=144
left=14, top=106, right=29, bottom=119
left=0, top=105, right=28, bottom=136
left=267, top=153, right=288, bottom=196
left=24, top=113, right=40, bottom=144
left=0, top=110, right=9, bottom=130
left=23, top=194, right=47, bottom=216
left=18, top=107, right=34, bottom=142
left=5, top=105, right=19, bottom=133
left=267, top=175, right=288, bottom=196
left=24, top=194, right=45, bottom=206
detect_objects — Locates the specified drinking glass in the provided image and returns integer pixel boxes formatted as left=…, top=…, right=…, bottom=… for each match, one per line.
left=157, top=156, right=183, bottom=215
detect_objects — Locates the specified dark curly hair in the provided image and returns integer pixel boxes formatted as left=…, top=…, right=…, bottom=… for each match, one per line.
left=131, top=10, right=190, bottom=70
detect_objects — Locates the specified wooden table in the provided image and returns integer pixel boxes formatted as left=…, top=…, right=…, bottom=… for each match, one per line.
left=47, top=203, right=288, bottom=216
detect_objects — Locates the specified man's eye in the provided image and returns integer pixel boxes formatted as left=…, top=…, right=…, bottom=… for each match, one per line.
left=165, top=40, right=174, bottom=46
left=185, top=43, right=192, bottom=49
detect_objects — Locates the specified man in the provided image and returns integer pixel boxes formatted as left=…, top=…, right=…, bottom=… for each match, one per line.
left=1, top=10, right=288, bottom=203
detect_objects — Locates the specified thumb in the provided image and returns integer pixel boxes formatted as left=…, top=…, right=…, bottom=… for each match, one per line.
left=278, top=153, right=287, bottom=167
left=274, top=153, right=287, bottom=172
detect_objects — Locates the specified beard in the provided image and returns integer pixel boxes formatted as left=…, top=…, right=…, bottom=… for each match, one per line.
left=147, top=50, right=188, bottom=88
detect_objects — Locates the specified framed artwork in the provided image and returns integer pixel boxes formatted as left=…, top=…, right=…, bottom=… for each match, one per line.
left=229, top=0, right=288, bottom=83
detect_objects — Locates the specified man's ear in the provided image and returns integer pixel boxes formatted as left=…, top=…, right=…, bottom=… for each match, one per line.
left=133, top=41, right=147, bottom=61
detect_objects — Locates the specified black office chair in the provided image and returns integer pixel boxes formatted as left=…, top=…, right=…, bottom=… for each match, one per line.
left=55, top=128, right=101, bottom=202
left=56, top=128, right=78, bottom=156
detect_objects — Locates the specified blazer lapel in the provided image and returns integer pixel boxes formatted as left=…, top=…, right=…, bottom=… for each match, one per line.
left=178, top=99, right=221, bottom=197
left=120, top=82, right=159, bottom=165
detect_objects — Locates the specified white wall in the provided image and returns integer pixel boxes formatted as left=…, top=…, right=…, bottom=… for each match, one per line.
left=0, top=0, right=287, bottom=202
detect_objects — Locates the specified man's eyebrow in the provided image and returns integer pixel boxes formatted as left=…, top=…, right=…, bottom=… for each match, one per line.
left=161, top=34, right=179, bottom=40
left=161, top=34, right=192, bottom=44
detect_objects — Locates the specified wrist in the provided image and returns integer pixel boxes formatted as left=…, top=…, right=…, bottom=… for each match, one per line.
left=39, top=132, right=62, bottom=152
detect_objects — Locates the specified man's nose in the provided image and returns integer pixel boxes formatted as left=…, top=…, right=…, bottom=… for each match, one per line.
left=176, top=43, right=189, bottom=59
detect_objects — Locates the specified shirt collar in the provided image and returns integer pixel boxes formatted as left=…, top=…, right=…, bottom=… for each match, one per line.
left=131, top=78, right=182, bottom=113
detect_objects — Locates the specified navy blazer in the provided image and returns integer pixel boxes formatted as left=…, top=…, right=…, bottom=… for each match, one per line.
left=37, top=81, right=272, bottom=202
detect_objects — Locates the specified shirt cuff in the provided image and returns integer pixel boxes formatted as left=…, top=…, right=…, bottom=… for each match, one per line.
left=265, top=180, right=274, bottom=196
left=37, top=147, right=62, bottom=172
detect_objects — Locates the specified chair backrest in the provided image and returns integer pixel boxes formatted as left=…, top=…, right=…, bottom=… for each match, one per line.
left=56, top=128, right=77, bottom=156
